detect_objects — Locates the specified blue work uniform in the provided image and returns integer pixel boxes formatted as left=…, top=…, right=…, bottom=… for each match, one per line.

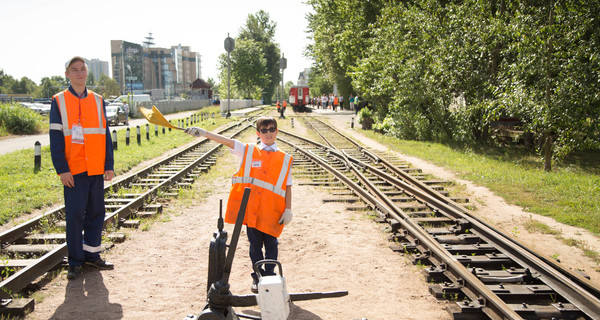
left=49, top=85, right=114, bottom=267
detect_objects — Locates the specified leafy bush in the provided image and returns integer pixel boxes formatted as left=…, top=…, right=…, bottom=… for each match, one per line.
left=357, top=107, right=374, bottom=130
left=0, top=103, right=41, bottom=134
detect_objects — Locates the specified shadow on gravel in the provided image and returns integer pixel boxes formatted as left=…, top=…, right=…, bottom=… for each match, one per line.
left=49, top=270, right=123, bottom=320
left=239, top=302, right=324, bottom=320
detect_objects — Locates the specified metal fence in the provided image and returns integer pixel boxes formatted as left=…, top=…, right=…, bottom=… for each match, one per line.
left=131, top=99, right=261, bottom=117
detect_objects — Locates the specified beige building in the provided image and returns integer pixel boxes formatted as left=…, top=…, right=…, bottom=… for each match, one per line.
left=111, top=40, right=202, bottom=98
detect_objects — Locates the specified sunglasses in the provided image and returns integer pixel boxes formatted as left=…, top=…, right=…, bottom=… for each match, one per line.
left=259, top=127, right=277, bottom=134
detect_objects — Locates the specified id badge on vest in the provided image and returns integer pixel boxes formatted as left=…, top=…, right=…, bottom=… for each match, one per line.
left=72, top=124, right=84, bottom=144
left=251, top=161, right=262, bottom=168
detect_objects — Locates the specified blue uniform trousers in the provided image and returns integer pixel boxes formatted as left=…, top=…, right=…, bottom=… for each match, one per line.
left=64, top=173, right=105, bottom=266
left=247, top=227, right=278, bottom=281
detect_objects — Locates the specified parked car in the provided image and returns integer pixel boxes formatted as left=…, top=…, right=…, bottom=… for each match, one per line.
left=33, top=103, right=50, bottom=115
left=106, top=105, right=128, bottom=125
left=112, top=94, right=151, bottom=107
left=18, top=102, right=50, bottom=115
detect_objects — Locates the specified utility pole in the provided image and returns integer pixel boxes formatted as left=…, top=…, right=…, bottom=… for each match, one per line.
left=224, top=33, right=235, bottom=118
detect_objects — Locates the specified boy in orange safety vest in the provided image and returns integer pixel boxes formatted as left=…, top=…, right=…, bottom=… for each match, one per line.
left=185, top=117, right=293, bottom=293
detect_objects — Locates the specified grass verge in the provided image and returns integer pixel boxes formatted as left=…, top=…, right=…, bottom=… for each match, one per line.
left=0, top=107, right=227, bottom=226
left=358, top=129, right=600, bottom=235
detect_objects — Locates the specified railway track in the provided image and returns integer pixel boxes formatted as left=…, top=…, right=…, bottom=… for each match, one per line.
left=2, top=110, right=599, bottom=319
left=277, top=116, right=600, bottom=320
left=0, top=117, right=260, bottom=316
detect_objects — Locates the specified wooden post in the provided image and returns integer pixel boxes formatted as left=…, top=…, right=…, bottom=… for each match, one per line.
left=34, top=141, right=41, bottom=172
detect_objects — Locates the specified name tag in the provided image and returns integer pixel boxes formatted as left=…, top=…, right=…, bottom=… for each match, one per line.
left=72, top=124, right=84, bottom=144
left=251, top=161, right=262, bottom=168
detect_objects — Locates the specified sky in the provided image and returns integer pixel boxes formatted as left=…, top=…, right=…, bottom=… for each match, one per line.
left=0, top=0, right=314, bottom=86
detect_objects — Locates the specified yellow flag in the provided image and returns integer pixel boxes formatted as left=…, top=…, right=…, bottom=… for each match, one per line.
left=138, top=105, right=183, bottom=130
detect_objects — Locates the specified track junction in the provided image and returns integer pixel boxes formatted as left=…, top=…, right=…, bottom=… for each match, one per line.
left=1, top=109, right=599, bottom=319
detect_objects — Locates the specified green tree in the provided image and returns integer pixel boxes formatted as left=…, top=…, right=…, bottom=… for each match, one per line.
left=498, top=1, right=600, bottom=170
left=0, top=70, right=17, bottom=94
left=87, top=72, right=96, bottom=87
left=307, top=65, right=333, bottom=97
left=307, top=0, right=600, bottom=170
left=217, top=53, right=242, bottom=99
left=207, top=77, right=219, bottom=98
left=229, top=39, right=268, bottom=99
left=239, top=10, right=281, bottom=104
left=37, top=76, right=68, bottom=98
left=306, top=0, right=385, bottom=99
left=96, top=74, right=120, bottom=98
left=11, top=77, right=38, bottom=95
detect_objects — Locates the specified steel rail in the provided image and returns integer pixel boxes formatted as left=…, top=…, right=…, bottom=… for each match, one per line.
left=0, top=122, right=242, bottom=245
left=0, top=122, right=254, bottom=302
left=342, top=152, right=600, bottom=319
left=311, top=117, right=600, bottom=303
left=279, top=120, right=600, bottom=319
left=278, top=135, right=522, bottom=319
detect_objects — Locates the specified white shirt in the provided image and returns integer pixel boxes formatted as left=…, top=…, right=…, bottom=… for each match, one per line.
left=231, top=140, right=293, bottom=185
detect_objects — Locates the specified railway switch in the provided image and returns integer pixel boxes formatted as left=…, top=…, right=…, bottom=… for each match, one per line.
left=187, top=188, right=348, bottom=320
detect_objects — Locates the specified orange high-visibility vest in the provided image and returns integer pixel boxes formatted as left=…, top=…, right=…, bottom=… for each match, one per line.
left=50, top=89, right=107, bottom=176
left=225, top=144, right=293, bottom=237
left=283, top=100, right=287, bottom=107
left=334, top=97, right=339, bottom=105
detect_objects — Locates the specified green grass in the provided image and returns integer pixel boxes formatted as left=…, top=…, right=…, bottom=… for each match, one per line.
left=524, top=219, right=561, bottom=236
left=0, top=108, right=228, bottom=226
left=359, top=129, right=600, bottom=235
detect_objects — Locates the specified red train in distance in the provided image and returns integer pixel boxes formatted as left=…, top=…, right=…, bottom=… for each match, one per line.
left=288, top=85, right=311, bottom=112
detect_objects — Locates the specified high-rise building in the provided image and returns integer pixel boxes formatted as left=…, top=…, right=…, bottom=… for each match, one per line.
left=86, top=58, right=109, bottom=81
left=297, top=68, right=311, bottom=86
left=111, top=40, right=144, bottom=95
left=111, top=39, right=202, bottom=97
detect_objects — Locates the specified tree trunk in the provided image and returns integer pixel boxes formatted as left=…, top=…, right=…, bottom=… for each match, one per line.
left=543, top=2, right=554, bottom=173
left=544, top=131, right=553, bottom=172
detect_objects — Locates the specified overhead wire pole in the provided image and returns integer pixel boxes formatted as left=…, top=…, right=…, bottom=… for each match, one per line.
left=280, top=53, right=286, bottom=106
left=224, top=34, right=234, bottom=118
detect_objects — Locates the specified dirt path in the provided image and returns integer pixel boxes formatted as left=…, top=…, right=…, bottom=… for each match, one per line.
left=25, top=111, right=599, bottom=320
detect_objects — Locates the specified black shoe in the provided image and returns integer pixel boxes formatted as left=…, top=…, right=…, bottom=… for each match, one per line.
left=67, top=266, right=82, bottom=280
left=251, top=279, right=258, bottom=294
left=86, top=258, right=114, bottom=270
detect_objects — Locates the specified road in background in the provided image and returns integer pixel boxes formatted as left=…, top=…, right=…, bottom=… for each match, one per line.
left=0, top=110, right=200, bottom=156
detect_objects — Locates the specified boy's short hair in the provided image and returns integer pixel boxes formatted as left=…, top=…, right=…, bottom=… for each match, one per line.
left=256, top=116, right=277, bottom=131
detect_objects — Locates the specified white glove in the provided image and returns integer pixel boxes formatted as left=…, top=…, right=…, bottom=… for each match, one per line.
left=278, top=209, right=293, bottom=225
left=185, top=127, right=206, bottom=137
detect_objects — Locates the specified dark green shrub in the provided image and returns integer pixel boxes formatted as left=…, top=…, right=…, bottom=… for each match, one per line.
left=0, top=104, right=42, bottom=135
left=357, top=107, right=374, bottom=130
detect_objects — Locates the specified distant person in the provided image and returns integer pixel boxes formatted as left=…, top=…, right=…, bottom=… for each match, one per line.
left=49, top=56, right=115, bottom=280
left=354, top=95, right=360, bottom=114
left=122, top=101, right=129, bottom=124
left=333, top=95, right=339, bottom=112
left=276, top=100, right=281, bottom=115
left=184, top=117, right=293, bottom=293
left=321, top=94, right=328, bottom=109
left=281, top=100, right=287, bottom=119
left=339, top=95, right=343, bottom=110
left=349, top=94, right=355, bottom=112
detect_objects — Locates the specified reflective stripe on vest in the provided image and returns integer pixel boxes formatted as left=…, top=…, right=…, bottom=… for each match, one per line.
left=51, top=89, right=107, bottom=175
left=225, top=143, right=292, bottom=237
left=55, top=91, right=104, bottom=136
left=231, top=144, right=291, bottom=198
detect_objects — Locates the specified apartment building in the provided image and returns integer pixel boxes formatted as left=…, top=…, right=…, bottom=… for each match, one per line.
left=111, top=40, right=202, bottom=97
left=86, top=58, right=109, bottom=81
